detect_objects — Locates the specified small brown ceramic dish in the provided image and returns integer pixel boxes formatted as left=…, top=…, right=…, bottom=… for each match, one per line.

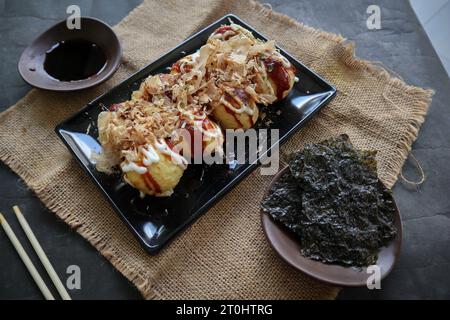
left=18, top=17, right=121, bottom=91
left=261, top=166, right=403, bottom=287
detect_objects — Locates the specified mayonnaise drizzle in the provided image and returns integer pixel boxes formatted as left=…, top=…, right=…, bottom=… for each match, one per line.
left=155, top=139, right=188, bottom=168
left=193, top=121, right=223, bottom=138
left=141, top=144, right=160, bottom=166
left=220, top=97, right=254, bottom=116
left=121, top=161, right=147, bottom=174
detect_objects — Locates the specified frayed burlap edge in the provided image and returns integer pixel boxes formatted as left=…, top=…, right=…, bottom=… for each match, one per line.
left=0, top=0, right=433, bottom=300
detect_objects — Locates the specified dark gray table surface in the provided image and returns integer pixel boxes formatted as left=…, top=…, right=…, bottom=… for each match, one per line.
left=1, top=0, right=449, bottom=300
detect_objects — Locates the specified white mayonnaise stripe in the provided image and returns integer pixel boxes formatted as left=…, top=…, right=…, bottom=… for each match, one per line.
left=219, top=97, right=254, bottom=116
left=121, top=162, right=147, bottom=174
left=155, top=139, right=188, bottom=168
left=141, top=144, right=160, bottom=166
left=193, top=121, right=223, bottom=138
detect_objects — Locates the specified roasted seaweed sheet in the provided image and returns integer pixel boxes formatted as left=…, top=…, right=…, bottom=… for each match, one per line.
left=261, top=170, right=302, bottom=230
left=261, top=134, right=397, bottom=267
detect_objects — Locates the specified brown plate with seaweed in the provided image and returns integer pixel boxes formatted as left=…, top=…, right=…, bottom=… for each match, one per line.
left=261, top=166, right=402, bottom=287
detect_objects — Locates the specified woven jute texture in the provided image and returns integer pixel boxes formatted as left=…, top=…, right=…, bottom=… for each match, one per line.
left=0, top=0, right=433, bottom=299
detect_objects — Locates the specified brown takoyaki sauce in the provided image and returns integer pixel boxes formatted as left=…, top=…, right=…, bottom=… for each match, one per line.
left=224, top=92, right=246, bottom=128
left=143, top=171, right=162, bottom=194
left=178, top=120, right=200, bottom=157
left=171, top=60, right=192, bottom=74
left=109, top=103, right=120, bottom=111
left=165, top=138, right=174, bottom=149
left=214, top=25, right=235, bottom=40
left=171, top=62, right=180, bottom=73
left=164, top=90, right=173, bottom=101
left=180, top=117, right=217, bottom=157
left=232, top=89, right=254, bottom=127
left=215, top=25, right=233, bottom=34
left=234, top=88, right=249, bottom=104
left=263, top=58, right=292, bottom=100
left=202, top=118, right=215, bottom=131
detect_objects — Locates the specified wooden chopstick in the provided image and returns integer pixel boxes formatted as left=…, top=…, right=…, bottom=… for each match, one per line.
left=0, top=212, right=55, bottom=300
left=13, top=206, right=72, bottom=300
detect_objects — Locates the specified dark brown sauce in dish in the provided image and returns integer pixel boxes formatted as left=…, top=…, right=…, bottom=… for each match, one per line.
left=44, top=39, right=107, bottom=82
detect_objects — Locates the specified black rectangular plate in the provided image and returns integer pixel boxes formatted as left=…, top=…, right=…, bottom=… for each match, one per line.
left=56, top=14, right=336, bottom=254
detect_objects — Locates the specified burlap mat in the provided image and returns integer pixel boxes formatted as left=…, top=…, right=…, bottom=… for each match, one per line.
left=0, top=0, right=433, bottom=299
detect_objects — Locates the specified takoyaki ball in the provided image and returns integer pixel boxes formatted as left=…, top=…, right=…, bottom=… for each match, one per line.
left=173, top=116, right=224, bottom=159
left=208, top=24, right=256, bottom=42
left=131, top=82, right=149, bottom=101
left=131, top=73, right=176, bottom=101
left=211, top=88, right=259, bottom=130
left=170, top=52, right=198, bottom=75
left=122, top=141, right=187, bottom=197
left=97, top=110, right=115, bottom=145
left=199, top=117, right=224, bottom=155
left=97, top=103, right=130, bottom=150
left=95, top=110, right=124, bottom=173
left=258, top=53, right=297, bottom=101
